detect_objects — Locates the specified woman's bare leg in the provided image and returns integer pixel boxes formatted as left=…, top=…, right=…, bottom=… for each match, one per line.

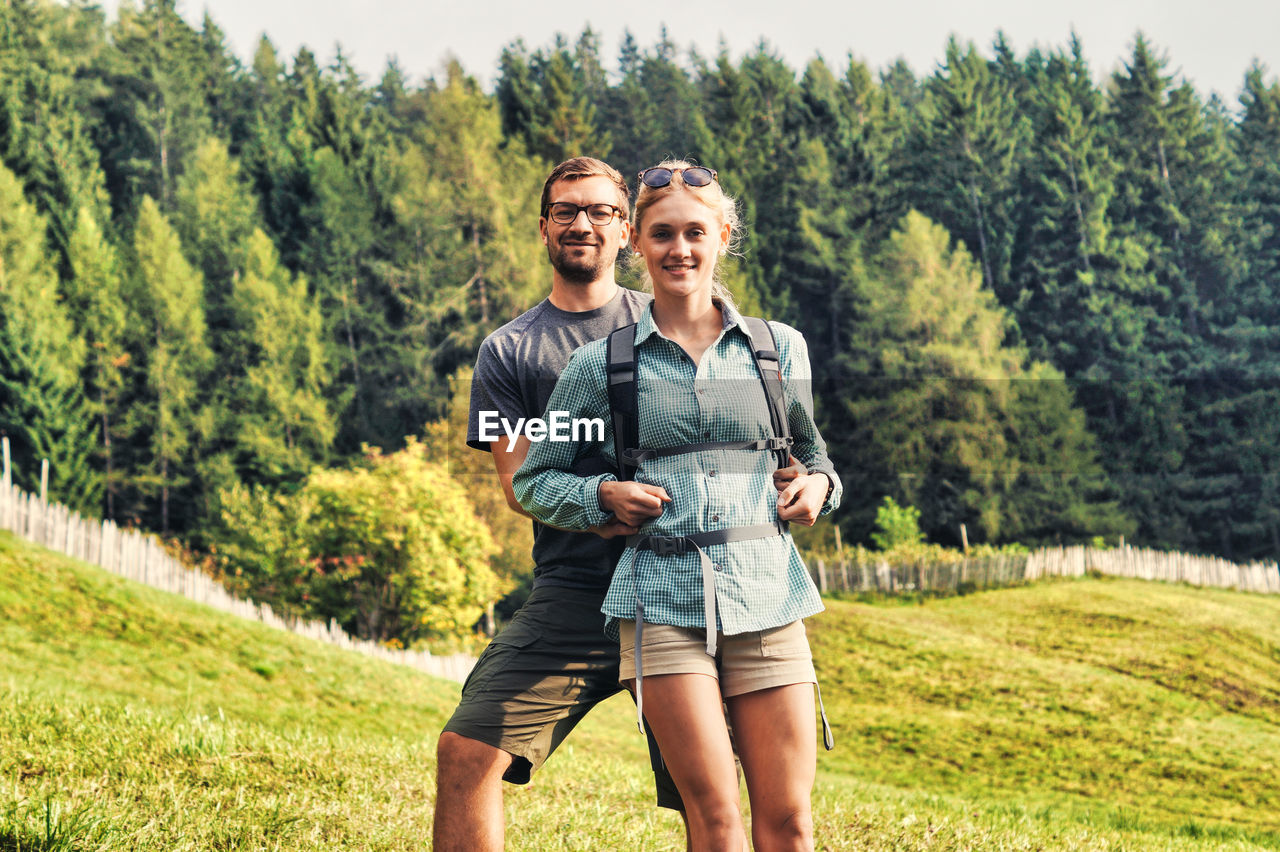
left=727, top=683, right=817, bottom=852
left=635, top=673, right=746, bottom=851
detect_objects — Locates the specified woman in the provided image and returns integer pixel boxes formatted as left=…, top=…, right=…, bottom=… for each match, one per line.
left=514, top=160, right=839, bottom=851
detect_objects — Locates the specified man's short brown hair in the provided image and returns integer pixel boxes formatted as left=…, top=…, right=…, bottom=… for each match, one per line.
left=540, top=157, right=630, bottom=221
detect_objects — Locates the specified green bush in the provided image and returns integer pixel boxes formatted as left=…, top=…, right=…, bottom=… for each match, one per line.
left=869, top=496, right=925, bottom=551
left=210, top=438, right=500, bottom=645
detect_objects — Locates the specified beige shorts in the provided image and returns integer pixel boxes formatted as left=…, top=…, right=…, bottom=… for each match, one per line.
left=618, top=619, right=816, bottom=698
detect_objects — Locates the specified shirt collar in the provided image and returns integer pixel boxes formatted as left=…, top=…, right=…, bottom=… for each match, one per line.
left=633, top=299, right=748, bottom=346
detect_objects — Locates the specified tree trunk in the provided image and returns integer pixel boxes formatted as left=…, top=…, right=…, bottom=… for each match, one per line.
left=967, top=182, right=995, bottom=292
left=341, top=281, right=364, bottom=428
left=100, top=380, right=114, bottom=521
left=1068, top=161, right=1092, bottom=273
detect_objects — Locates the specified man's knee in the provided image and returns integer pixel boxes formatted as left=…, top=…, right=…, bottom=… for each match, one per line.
left=436, top=732, right=513, bottom=786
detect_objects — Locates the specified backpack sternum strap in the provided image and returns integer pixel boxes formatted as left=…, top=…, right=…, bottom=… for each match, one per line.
left=606, top=316, right=793, bottom=479
left=621, top=436, right=792, bottom=466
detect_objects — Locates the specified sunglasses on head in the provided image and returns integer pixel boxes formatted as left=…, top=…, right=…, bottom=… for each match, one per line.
left=638, top=166, right=718, bottom=188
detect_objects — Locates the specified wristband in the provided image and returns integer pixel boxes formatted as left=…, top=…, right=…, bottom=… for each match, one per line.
left=819, top=472, right=834, bottom=507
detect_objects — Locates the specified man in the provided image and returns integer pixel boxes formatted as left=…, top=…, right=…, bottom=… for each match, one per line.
left=433, top=157, right=674, bottom=851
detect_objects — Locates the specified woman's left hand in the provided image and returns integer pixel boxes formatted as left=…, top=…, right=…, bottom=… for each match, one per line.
left=776, top=473, right=830, bottom=526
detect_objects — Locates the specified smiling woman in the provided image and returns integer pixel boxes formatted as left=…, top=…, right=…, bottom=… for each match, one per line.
left=514, top=159, right=842, bottom=850
left=629, top=162, right=740, bottom=313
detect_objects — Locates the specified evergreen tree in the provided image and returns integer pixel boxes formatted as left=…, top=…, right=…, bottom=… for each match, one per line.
left=1186, top=64, right=1280, bottom=559
left=759, top=57, right=893, bottom=372
left=128, top=196, right=212, bottom=532
left=0, top=0, right=113, bottom=269
left=383, top=63, right=545, bottom=433
left=63, top=205, right=128, bottom=517
left=173, top=136, right=260, bottom=347
left=496, top=32, right=609, bottom=164
left=897, top=38, right=1029, bottom=302
left=1106, top=35, right=1243, bottom=551
left=610, top=27, right=711, bottom=173
left=701, top=44, right=802, bottom=314
left=94, top=0, right=214, bottom=218
left=880, top=58, right=922, bottom=111
left=837, top=211, right=1122, bottom=544
left=197, top=12, right=253, bottom=146
left=1009, top=36, right=1151, bottom=376
left=223, top=228, right=334, bottom=486
left=0, top=161, right=98, bottom=511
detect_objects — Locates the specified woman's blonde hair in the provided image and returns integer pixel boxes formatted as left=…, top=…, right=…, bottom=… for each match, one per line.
left=630, top=159, right=741, bottom=309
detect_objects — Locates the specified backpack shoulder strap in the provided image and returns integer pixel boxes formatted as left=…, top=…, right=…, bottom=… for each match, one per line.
left=606, top=323, right=640, bottom=481
left=741, top=316, right=791, bottom=471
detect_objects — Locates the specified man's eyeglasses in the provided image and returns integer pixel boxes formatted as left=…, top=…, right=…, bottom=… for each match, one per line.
left=544, top=202, right=623, bottom=226
left=638, top=166, right=718, bottom=188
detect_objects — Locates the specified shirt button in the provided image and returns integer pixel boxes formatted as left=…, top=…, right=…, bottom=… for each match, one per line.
left=704, top=431, right=712, bottom=439
left=708, top=470, right=717, bottom=477
left=712, top=514, right=720, bottom=522
left=714, top=563, right=724, bottom=572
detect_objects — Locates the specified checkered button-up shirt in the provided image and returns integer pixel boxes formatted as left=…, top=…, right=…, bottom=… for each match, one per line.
left=514, top=302, right=841, bottom=636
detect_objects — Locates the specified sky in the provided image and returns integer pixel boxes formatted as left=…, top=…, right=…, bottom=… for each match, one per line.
left=100, top=0, right=1280, bottom=104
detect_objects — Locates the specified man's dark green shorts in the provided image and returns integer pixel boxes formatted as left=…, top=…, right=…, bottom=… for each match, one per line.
left=442, top=584, right=683, bottom=810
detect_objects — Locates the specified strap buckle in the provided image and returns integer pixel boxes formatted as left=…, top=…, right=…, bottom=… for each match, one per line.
left=621, top=448, right=648, bottom=465
left=765, top=437, right=793, bottom=451
left=651, top=536, right=686, bottom=556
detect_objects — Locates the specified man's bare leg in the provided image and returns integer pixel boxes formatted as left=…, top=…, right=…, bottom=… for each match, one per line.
left=433, top=732, right=514, bottom=852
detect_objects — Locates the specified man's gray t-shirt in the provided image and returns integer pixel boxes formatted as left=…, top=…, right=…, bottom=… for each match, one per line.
left=468, top=287, right=651, bottom=591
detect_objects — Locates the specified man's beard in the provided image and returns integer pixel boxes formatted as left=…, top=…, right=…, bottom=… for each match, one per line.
left=549, top=242, right=607, bottom=284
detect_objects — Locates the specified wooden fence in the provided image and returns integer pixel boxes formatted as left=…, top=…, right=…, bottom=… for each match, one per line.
left=0, top=455, right=475, bottom=683
left=810, top=545, right=1280, bottom=596
left=6, top=440, right=1279, bottom=685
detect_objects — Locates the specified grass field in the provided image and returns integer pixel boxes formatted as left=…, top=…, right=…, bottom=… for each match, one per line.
left=3, top=528, right=1279, bottom=850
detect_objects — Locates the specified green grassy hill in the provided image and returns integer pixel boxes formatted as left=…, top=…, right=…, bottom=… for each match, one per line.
left=3, top=528, right=1280, bottom=850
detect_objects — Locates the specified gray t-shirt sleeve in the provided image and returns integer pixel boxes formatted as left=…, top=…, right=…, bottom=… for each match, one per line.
left=467, top=336, right=523, bottom=452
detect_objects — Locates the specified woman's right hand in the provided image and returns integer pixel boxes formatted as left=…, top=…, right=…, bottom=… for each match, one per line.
left=598, top=481, right=671, bottom=527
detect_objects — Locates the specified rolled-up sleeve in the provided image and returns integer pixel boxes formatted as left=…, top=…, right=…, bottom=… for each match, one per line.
left=512, top=343, right=616, bottom=529
left=774, top=323, right=842, bottom=515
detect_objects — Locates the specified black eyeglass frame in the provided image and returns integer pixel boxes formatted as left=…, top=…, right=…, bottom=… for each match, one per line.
left=638, top=166, right=719, bottom=188
left=543, top=202, right=624, bottom=226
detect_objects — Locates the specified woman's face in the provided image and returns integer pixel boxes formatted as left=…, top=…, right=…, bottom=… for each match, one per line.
left=633, top=192, right=730, bottom=301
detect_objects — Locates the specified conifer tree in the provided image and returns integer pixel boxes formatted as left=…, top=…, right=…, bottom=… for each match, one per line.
left=63, top=205, right=128, bottom=517
left=898, top=38, right=1029, bottom=302
left=97, top=0, right=214, bottom=217
left=0, top=0, right=113, bottom=269
left=1184, top=64, right=1280, bottom=559
left=224, top=228, right=334, bottom=486
left=1106, top=35, right=1243, bottom=551
left=173, top=136, right=260, bottom=346
left=0, top=162, right=98, bottom=511
left=384, top=63, right=545, bottom=434
left=837, top=211, right=1122, bottom=544
left=128, top=196, right=211, bottom=532
left=496, top=32, right=610, bottom=164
